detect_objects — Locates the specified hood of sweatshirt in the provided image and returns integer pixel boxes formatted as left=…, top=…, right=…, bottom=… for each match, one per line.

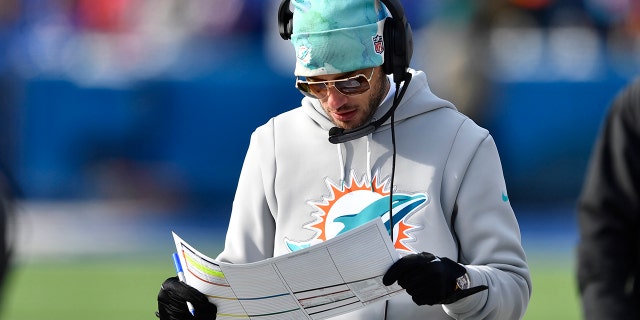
left=300, top=68, right=456, bottom=137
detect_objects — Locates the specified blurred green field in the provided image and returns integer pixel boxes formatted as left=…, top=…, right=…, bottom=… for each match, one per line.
left=0, top=255, right=580, bottom=320
left=525, top=256, right=581, bottom=319
left=0, top=256, right=173, bottom=320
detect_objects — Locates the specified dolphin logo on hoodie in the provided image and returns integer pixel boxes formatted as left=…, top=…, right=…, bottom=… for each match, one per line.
left=285, top=172, right=428, bottom=253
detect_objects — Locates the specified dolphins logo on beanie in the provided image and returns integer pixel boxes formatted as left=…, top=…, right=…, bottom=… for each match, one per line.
left=290, top=0, right=388, bottom=77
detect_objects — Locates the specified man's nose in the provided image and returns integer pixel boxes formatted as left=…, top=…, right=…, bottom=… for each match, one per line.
left=324, top=85, right=348, bottom=108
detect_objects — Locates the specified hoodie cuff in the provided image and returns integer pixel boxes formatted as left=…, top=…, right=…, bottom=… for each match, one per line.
left=443, top=266, right=488, bottom=315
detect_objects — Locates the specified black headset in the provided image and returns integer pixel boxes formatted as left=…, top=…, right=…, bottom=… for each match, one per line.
left=277, top=0, right=413, bottom=84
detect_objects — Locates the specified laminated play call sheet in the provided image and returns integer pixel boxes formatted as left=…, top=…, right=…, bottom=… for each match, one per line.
left=172, top=219, right=404, bottom=320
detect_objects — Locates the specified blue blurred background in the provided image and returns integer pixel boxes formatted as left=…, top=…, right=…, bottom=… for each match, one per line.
left=0, top=0, right=639, bottom=291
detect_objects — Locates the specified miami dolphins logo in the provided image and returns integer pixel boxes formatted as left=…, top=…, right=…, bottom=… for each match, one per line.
left=297, top=45, right=311, bottom=65
left=285, top=171, right=428, bottom=253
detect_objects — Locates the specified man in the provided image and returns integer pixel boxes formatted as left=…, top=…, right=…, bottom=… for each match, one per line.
left=157, top=0, right=531, bottom=319
left=577, top=77, right=640, bottom=319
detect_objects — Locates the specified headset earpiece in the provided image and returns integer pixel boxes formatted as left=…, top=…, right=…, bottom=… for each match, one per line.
left=380, top=0, right=413, bottom=84
left=278, top=0, right=294, bottom=40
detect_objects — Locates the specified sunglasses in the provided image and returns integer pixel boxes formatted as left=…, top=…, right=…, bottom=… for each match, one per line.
left=295, top=68, right=374, bottom=100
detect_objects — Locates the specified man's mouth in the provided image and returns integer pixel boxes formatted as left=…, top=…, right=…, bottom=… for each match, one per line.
left=332, top=109, right=357, bottom=122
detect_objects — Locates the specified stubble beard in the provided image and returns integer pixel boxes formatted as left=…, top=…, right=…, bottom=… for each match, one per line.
left=340, top=72, right=390, bottom=130
left=359, top=72, right=389, bottom=128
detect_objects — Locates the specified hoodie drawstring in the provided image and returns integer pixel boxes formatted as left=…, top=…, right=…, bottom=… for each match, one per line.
left=335, top=136, right=374, bottom=189
left=366, top=133, right=373, bottom=190
left=336, top=143, right=346, bottom=187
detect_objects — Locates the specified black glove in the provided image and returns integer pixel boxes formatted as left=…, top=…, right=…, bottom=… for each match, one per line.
left=157, top=276, right=217, bottom=320
left=382, top=252, right=488, bottom=306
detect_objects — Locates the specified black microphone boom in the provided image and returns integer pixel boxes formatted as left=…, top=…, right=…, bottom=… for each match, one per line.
left=328, top=124, right=377, bottom=144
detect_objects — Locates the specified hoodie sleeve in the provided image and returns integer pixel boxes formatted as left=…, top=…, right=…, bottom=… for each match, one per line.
left=442, top=120, right=532, bottom=319
left=216, top=120, right=278, bottom=263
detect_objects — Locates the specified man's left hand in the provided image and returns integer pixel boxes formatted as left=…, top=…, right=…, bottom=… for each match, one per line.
left=382, top=252, right=488, bottom=306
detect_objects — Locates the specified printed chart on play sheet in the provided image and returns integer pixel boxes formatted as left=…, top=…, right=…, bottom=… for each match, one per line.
left=172, top=219, right=404, bottom=320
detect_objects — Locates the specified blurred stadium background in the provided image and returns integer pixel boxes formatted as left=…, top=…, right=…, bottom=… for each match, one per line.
left=0, top=0, right=639, bottom=319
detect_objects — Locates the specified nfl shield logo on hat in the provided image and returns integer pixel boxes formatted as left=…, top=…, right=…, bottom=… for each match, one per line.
left=373, top=35, right=384, bottom=54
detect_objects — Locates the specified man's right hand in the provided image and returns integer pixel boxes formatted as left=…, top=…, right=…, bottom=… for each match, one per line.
left=157, top=277, right=217, bottom=320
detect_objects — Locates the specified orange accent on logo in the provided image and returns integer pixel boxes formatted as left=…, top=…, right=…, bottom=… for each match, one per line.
left=394, top=221, right=415, bottom=252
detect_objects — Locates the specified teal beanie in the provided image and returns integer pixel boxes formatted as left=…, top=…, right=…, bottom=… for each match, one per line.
left=290, top=0, right=389, bottom=77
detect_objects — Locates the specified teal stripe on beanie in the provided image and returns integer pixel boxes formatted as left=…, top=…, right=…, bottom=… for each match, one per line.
left=290, top=0, right=388, bottom=77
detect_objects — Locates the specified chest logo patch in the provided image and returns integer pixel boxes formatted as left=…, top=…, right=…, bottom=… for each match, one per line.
left=285, top=171, right=428, bottom=253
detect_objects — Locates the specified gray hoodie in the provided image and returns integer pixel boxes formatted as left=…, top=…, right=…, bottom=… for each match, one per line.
left=217, top=68, right=531, bottom=319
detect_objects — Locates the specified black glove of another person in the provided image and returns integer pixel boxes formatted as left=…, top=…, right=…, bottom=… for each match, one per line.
left=157, top=277, right=217, bottom=320
left=382, top=252, right=488, bottom=306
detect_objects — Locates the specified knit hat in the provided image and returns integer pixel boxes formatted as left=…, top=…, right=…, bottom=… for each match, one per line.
left=290, top=0, right=388, bottom=77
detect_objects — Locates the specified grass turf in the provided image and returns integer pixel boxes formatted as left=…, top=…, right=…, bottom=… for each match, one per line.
left=0, top=255, right=581, bottom=319
left=0, top=257, right=173, bottom=320
left=524, top=257, right=582, bottom=319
